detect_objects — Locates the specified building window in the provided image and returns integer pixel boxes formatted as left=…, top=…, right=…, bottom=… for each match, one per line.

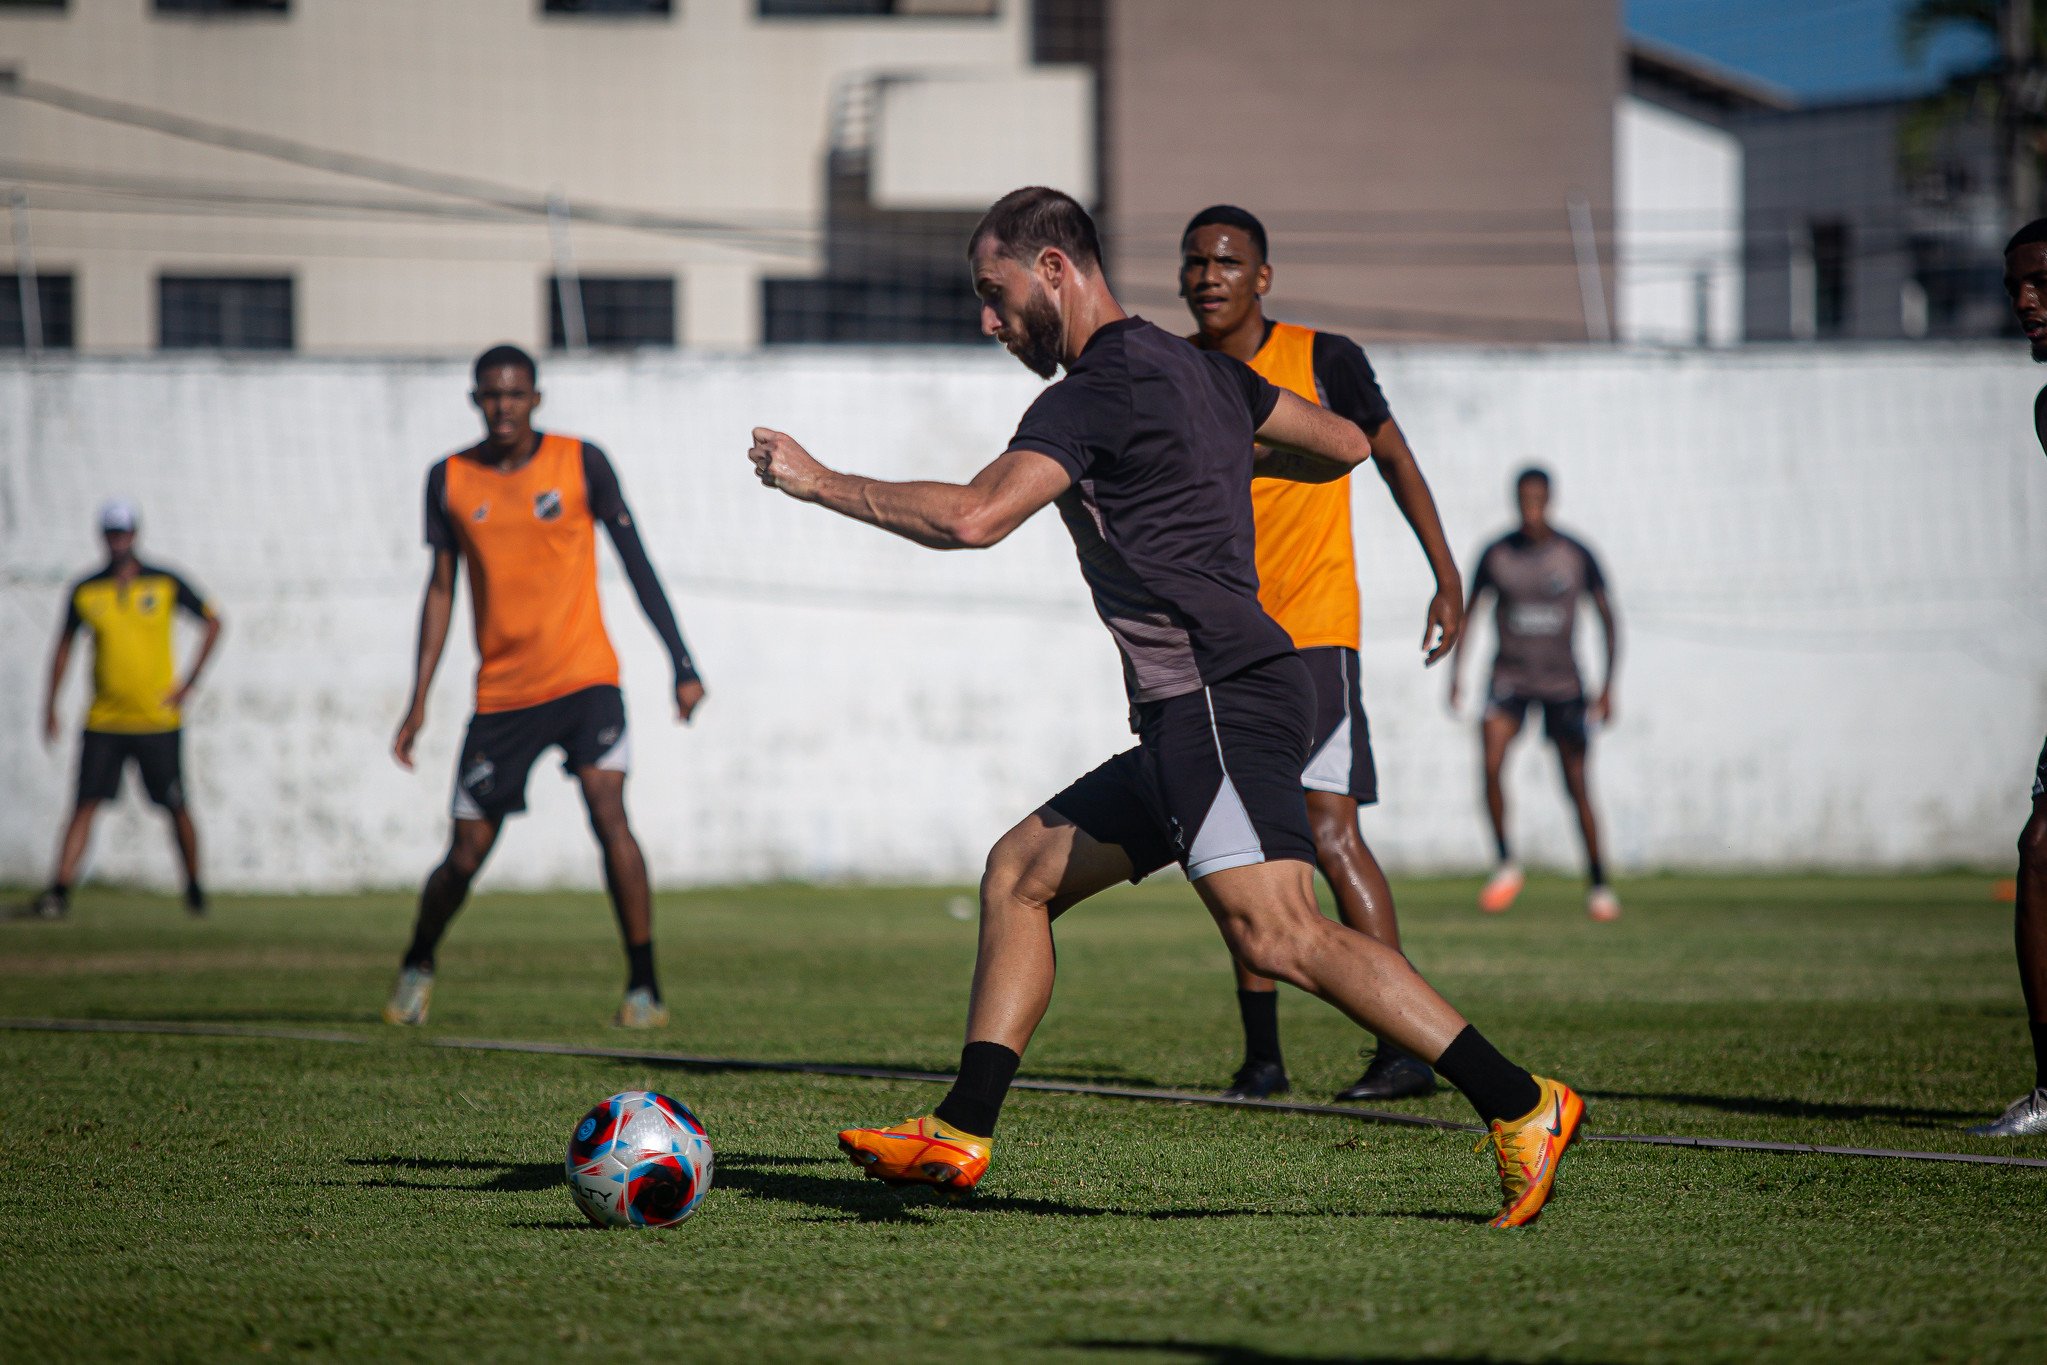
left=760, top=0, right=995, bottom=17
left=542, top=0, right=671, bottom=13
left=1810, top=220, right=1849, bottom=337
left=549, top=276, right=676, bottom=348
left=0, top=274, right=75, bottom=349
left=762, top=276, right=981, bottom=344
left=159, top=276, right=293, bottom=350
left=155, top=1, right=288, bottom=12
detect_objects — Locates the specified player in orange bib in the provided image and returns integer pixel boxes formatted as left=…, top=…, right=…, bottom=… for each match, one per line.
left=384, top=345, right=705, bottom=1030
left=1182, top=205, right=1463, bottom=1103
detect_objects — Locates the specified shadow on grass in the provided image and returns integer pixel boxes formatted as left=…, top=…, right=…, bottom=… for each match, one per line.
left=1069, top=1341, right=1531, bottom=1364
left=342, top=1155, right=562, bottom=1193
left=77, top=1007, right=379, bottom=1027
left=1585, top=1088, right=1979, bottom=1127
left=619, top=1053, right=1163, bottom=1090
left=714, top=1151, right=1488, bottom=1226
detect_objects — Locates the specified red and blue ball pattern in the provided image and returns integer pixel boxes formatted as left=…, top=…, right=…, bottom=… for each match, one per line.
left=565, top=1090, right=714, bottom=1228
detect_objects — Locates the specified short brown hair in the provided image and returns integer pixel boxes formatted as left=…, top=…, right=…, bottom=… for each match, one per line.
left=969, top=187, right=1102, bottom=273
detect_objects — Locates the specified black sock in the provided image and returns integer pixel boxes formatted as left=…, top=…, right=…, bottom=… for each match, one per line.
left=626, top=941, right=659, bottom=998
left=1237, top=989, right=1283, bottom=1068
left=1494, top=832, right=1511, bottom=862
left=47, top=883, right=69, bottom=905
left=933, top=1041, right=1020, bottom=1138
left=1587, top=856, right=1607, bottom=887
left=401, top=932, right=438, bottom=972
left=2032, top=1020, right=2047, bottom=1093
left=401, top=861, right=474, bottom=971
left=1434, top=1025, right=1542, bottom=1125
left=184, top=882, right=205, bottom=909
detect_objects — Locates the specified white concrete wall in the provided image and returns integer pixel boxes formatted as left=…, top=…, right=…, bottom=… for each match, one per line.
left=1616, top=96, right=1743, bottom=347
left=3, top=344, right=2044, bottom=893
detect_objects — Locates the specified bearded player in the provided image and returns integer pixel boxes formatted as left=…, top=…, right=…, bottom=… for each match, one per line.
left=750, top=188, right=1583, bottom=1226
left=1181, top=205, right=1453, bottom=1104
left=384, top=345, right=705, bottom=1030
left=1972, top=219, right=2047, bottom=1135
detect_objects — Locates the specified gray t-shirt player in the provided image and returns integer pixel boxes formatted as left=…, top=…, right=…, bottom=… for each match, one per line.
left=1473, top=528, right=1607, bottom=702
left=1005, top=316, right=1294, bottom=705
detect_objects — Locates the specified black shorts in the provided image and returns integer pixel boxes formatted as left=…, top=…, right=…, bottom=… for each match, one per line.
left=76, top=729, right=186, bottom=810
left=1299, top=646, right=1378, bottom=805
left=452, top=685, right=629, bottom=821
left=1487, top=690, right=1590, bottom=749
left=1046, top=653, right=1319, bottom=883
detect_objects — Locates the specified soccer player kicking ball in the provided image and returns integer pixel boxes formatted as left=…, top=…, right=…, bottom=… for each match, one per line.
left=385, top=345, right=705, bottom=1030
left=1448, top=468, right=1621, bottom=922
left=22, top=500, right=222, bottom=920
left=1180, top=204, right=1453, bottom=1104
left=749, top=188, right=1582, bottom=1226
left=1972, top=219, right=2047, bottom=1136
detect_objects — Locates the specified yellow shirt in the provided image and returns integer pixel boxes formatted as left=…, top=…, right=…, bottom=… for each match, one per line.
left=65, top=564, right=213, bottom=733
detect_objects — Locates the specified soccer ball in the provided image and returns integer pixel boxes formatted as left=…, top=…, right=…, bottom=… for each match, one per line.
left=564, top=1090, right=714, bottom=1228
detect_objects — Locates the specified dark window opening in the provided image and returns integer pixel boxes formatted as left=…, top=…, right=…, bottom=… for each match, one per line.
left=1810, top=219, right=1849, bottom=337
left=549, top=276, right=677, bottom=348
left=542, top=0, right=671, bottom=13
left=159, top=276, right=293, bottom=350
left=762, top=276, right=981, bottom=344
left=1032, top=0, right=1103, bottom=64
left=155, top=1, right=288, bottom=12
left=0, top=273, right=75, bottom=349
left=760, top=0, right=995, bottom=17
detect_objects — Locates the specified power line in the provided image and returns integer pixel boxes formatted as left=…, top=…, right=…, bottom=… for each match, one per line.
left=0, top=71, right=818, bottom=259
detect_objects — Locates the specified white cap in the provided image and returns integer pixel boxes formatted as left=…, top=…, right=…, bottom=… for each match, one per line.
left=98, top=498, right=138, bottom=533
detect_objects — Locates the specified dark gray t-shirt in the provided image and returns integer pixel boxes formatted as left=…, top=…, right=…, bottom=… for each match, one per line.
left=1006, top=316, right=1294, bottom=704
left=1473, top=528, right=1606, bottom=702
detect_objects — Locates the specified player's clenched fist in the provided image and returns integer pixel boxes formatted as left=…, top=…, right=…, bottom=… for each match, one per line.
left=749, top=428, right=830, bottom=502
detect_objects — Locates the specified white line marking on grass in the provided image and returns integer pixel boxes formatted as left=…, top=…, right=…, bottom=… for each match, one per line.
left=7, top=1018, right=2044, bottom=1171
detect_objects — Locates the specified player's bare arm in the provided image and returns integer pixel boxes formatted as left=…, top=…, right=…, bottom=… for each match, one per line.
left=1590, top=584, right=1619, bottom=724
left=168, top=612, right=224, bottom=712
left=41, top=615, right=77, bottom=747
left=392, top=549, right=458, bottom=770
left=749, top=430, right=1073, bottom=550
left=1250, top=389, right=1374, bottom=483
left=1448, top=574, right=1489, bottom=712
left=1364, top=418, right=1463, bottom=664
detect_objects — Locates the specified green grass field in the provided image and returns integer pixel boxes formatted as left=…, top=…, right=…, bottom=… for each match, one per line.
left=2, top=874, right=2043, bottom=1363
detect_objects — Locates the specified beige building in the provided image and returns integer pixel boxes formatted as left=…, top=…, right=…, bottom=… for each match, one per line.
left=3, top=0, right=1654, bottom=355
left=1104, top=0, right=1621, bottom=343
left=0, top=0, right=1092, bottom=353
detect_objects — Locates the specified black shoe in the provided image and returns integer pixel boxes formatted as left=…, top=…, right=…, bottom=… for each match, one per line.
left=12, top=891, right=68, bottom=922
left=1220, top=1059, right=1290, bottom=1100
left=184, top=886, right=207, bottom=918
left=1333, top=1049, right=1437, bottom=1102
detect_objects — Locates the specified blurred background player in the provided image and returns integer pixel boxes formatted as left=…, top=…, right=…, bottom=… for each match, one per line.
left=384, top=344, right=705, bottom=1030
left=752, top=189, right=1580, bottom=1228
left=1972, top=219, right=2047, bottom=1136
left=21, top=500, right=222, bottom=921
left=1180, top=205, right=1459, bottom=1104
left=1449, top=468, right=1621, bottom=921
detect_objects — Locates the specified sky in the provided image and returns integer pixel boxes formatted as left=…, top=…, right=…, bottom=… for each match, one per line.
left=1625, top=0, right=1999, bottom=103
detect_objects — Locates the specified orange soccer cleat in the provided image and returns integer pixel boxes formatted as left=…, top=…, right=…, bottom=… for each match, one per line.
left=1478, top=861, right=1525, bottom=914
left=1476, top=1076, right=1584, bottom=1227
left=837, top=1115, right=991, bottom=1193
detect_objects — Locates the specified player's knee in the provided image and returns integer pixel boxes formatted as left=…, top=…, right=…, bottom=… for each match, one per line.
left=1224, top=910, right=1321, bottom=987
left=1309, top=806, right=1363, bottom=862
